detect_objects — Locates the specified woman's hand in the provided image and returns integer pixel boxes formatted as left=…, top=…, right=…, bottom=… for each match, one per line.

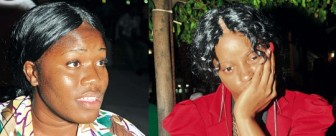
left=233, top=48, right=276, bottom=136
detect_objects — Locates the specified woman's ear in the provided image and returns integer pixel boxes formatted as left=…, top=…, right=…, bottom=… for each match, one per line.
left=23, top=61, right=39, bottom=86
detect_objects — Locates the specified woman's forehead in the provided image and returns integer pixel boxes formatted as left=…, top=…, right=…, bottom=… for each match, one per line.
left=215, top=31, right=252, bottom=60
left=46, top=24, right=104, bottom=53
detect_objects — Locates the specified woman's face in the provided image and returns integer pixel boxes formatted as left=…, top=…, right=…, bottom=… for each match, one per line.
left=30, top=22, right=108, bottom=123
left=214, top=22, right=265, bottom=99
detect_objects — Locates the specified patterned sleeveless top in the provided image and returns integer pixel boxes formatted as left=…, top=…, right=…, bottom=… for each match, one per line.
left=0, top=96, right=144, bottom=136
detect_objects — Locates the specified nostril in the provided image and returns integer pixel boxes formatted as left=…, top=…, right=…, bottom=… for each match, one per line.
left=242, top=72, right=253, bottom=81
left=82, top=79, right=96, bottom=86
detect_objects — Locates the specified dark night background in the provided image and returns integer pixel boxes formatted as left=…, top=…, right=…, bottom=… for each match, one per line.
left=1, top=0, right=336, bottom=135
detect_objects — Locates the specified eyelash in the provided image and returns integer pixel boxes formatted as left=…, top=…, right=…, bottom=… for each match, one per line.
left=222, top=66, right=233, bottom=73
left=97, top=58, right=108, bottom=67
left=66, top=58, right=108, bottom=68
left=217, top=53, right=263, bottom=73
left=66, top=60, right=80, bottom=68
left=251, top=55, right=259, bottom=60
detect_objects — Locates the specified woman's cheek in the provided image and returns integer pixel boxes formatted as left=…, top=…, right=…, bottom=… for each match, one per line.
left=62, top=75, right=78, bottom=87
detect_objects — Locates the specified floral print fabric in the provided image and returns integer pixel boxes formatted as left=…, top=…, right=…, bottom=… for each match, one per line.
left=0, top=96, right=144, bottom=136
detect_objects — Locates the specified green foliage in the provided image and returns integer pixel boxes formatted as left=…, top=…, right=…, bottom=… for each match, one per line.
left=149, top=0, right=336, bottom=44
left=148, top=0, right=155, bottom=42
left=171, top=0, right=227, bottom=44
left=173, top=0, right=211, bottom=44
left=239, top=0, right=335, bottom=22
left=331, top=0, right=336, bottom=15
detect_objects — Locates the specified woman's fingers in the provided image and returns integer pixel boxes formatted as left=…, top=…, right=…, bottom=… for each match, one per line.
left=268, top=51, right=276, bottom=97
left=250, top=60, right=263, bottom=88
left=250, top=49, right=276, bottom=112
left=235, top=47, right=277, bottom=114
left=259, top=51, right=272, bottom=91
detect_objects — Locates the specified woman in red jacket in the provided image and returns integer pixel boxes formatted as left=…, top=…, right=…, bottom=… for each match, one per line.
left=163, top=2, right=334, bottom=136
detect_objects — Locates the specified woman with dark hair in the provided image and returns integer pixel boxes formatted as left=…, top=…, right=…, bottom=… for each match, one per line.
left=163, top=3, right=334, bottom=136
left=0, top=2, right=144, bottom=136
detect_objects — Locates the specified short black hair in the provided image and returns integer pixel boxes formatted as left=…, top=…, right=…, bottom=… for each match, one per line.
left=9, top=2, right=107, bottom=98
left=189, top=2, right=285, bottom=93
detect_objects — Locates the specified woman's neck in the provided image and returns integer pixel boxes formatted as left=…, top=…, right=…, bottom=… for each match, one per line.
left=31, top=93, right=78, bottom=136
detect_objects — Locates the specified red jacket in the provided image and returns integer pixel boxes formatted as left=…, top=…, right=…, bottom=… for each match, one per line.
left=163, top=84, right=334, bottom=136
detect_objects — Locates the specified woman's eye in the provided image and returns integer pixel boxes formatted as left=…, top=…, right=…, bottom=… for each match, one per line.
left=251, top=55, right=259, bottom=61
left=66, top=60, right=81, bottom=68
left=97, top=58, right=108, bottom=67
left=223, top=67, right=233, bottom=72
left=248, top=53, right=262, bottom=64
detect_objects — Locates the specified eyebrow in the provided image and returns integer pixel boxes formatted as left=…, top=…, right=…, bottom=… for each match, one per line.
left=218, top=49, right=254, bottom=64
left=62, top=47, right=106, bottom=55
left=99, top=48, right=106, bottom=51
left=245, top=50, right=254, bottom=55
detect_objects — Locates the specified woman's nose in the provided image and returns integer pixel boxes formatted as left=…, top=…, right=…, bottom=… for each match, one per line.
left=239, top=64, right=253, bottom=82
left=241, top=72, right=253, bottom=81
left=81, top=66, right=101, bottom=86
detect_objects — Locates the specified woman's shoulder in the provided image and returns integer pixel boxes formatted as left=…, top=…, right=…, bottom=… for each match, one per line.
left=279, top=90, right=334, bottom=129
left=0, top=95, right=30, bottom=117
left=282, top=90, right=331, bottom=109
left=0, top=96, right=31, bottom=135
left=172, top=84, right=225, bottom=113
left=274, top=90, right=335, bottom=135
left=163, top=98, right=209, bottom=135
left=166, top=91, right=217, bottom=115
left=0, top=99, right=10, bottom=111
left=163, top=92, right=218, bottom=134
left=97, top=109, right=145, bottom=136
left=0, top=95, right=28, bottom=107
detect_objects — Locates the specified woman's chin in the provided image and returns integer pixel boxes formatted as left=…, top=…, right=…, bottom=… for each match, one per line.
left=69, top=111, right=100, bottom=124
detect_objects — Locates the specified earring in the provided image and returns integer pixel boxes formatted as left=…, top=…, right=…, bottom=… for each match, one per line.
left=218, top=85, right=225, bottom=122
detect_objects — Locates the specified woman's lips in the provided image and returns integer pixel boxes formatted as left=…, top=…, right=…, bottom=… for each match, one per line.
left=77, top=96, right=102, bottom=110
left=78, top=97, right=98, bottom=102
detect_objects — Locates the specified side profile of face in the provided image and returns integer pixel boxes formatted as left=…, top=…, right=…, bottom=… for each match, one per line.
left=214, top=20, right=265, bottom=99
left=24, top=22, right=108, bottom=124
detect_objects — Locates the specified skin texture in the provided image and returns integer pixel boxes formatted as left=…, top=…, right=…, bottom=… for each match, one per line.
left=214, top=19, right=276, bottom=136
left=23, top=22, right=108, bottom=135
